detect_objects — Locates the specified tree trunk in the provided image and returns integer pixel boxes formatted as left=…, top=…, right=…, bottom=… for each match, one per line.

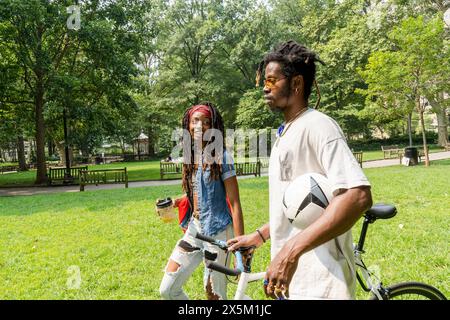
left=34, top=24, right=48, bottom=184
left=119, top=139, right=126, bottom=156
left=34, top=81, right=48, bottom=184
left=407, top=112, right=413, bottom=147
left=148, top=129, right=155, bottom=157
left=435, top=106, right=449, bottom=147
left=48, top=140, right=55, bottom=157
left=55, top=140, right=68, bottom=166
left=17, top=135, right=28, bottom=171
left=418, top=107, right=430, bottom=167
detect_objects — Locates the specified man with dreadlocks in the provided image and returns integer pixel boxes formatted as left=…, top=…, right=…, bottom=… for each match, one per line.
left=228, top=41, right=372, bottom=299
left=159, top=102, right=245, bottom=300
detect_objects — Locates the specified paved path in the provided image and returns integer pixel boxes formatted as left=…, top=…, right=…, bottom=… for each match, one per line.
left=0, top=173, right=263, bottom=197
left=1, top=151, right=449, bottom=197
left=362, top=151, right=450, bottom=168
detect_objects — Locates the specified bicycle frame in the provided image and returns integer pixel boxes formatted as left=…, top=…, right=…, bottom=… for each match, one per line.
left=233, top=271, right=267, bottom=300
left=354, top=247, right=385, bottom=300
left=231, top=248, right=387, bottom=300
left=196, top=204, right=401, bottom=300
left=353, top=211, right=394, bottom=300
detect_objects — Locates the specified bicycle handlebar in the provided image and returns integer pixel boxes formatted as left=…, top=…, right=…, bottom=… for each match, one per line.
left=195, top=232, right=245, bottom=276
left=195, top=232, right=227, bottom=250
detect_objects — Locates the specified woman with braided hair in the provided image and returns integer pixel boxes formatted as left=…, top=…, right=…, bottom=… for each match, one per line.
left=159, top=102, right=245, bottom=300
left=227, top=41, right=372, bottom=299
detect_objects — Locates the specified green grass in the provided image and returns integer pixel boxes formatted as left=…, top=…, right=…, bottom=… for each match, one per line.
left=359, top=144, right=444, bottom=162
left=0, top=159, right=448, bottom=299
left=1, top=145, right=447, bottom=186
left=0, top=160, right=180, bottom=187
left=0, top=162, right=19, bottom=166
left=0, top=170, right=37, bottom=186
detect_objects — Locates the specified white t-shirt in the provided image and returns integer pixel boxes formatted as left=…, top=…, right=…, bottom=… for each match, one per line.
left=268, top=108, right=371, bottom=299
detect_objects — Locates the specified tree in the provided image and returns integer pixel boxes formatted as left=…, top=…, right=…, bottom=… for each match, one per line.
left=219, top=4, right=285, bottom=125
left=359, top=15, right=448, bottom=166
left=235, top=89, right=283, bottom=129
left=270, top=0, right=390, bottom=138
left=0, top=0, right=148, bottom=183
left=0, top=22, right=35, bottom=169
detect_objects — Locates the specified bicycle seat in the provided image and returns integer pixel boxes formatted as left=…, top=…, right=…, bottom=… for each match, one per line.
left=365, top=203, right=397, bottom=220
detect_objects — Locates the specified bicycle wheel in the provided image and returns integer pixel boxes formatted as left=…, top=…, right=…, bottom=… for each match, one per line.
left=371, top=282, right=447, bottom=300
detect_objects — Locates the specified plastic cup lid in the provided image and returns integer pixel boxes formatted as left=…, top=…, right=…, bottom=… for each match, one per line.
left=156, top=197, right=173, bottom=209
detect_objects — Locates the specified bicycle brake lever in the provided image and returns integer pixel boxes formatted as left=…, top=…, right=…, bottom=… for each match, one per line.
left=237, top=246, right=256, bottom=252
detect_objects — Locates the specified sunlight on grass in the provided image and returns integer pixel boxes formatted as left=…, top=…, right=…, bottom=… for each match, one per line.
left=0, top=160, right=448, bottom=299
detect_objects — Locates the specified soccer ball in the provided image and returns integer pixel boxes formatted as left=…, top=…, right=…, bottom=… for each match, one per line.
left=282, top=173, right=334, bottom=230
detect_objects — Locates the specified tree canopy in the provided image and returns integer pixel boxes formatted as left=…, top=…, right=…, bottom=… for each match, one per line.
left=0, top=0, right=448, bottom=182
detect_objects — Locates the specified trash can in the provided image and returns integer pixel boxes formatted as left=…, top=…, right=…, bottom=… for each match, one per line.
left=404, top=147, right=418, bottom=166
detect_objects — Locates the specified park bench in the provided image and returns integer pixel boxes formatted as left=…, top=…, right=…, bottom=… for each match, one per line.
left=0, top=165, right=20, bottom=174
left=103, top=155, right=124, bottom=164
left=258, top=157, right=269, bottom=169
left=235, top=161, right=261, bottom=177
left=160, top=161, right=183, bottom=179
left=47, top=166, right=88, bottom=185
left=445, top=143, right=450, bottom=151
left=381, top=145, right=403, bottom=159
left=79, top=168, right=128, bottom=191
left=159, top=160, right=262, bottom=179
left=352, top=151, right=363, bottom=168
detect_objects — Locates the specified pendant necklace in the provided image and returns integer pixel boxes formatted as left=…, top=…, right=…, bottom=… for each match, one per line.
left=276, top=107, right=309, bottom=139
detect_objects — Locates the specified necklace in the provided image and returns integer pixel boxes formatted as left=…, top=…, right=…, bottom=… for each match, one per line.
left=276, top=107, right=309, bottom=138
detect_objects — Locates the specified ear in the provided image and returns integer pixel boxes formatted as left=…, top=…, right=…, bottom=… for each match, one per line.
left=292, top=75, right=304, bottom=94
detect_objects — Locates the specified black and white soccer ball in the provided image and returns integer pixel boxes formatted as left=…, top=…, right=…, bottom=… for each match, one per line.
left=282, top=173, right=334, bottom=230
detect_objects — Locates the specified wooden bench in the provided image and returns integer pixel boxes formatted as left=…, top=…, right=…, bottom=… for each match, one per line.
left=235, top=161, right=261, bottom=177
left=444, top=143, right=450, bottom=151
left=381, top=145, right=402, bottom=159
left=160, top=161, right=182, bottom=179
left=352, top=151, right=363, bottom=168
left=159, top=161, right=262, bottom=179
left=103, top=156, right=124, bottom=164
left=80, top=168, right=128, bottom=191
left=47, top=166, right=88, bottom=185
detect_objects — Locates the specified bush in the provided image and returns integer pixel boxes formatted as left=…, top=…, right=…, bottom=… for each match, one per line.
left=348, top=132, right=438, bottom=151
left=46, top=155, right=60, bottom=161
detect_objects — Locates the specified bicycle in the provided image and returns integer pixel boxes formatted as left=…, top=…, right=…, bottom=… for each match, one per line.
left=195, top=203, right=447, bottom=300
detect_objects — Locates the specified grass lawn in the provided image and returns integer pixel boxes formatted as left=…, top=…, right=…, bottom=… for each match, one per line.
left=360, top=144, right=445, bottom=162
left=1, top=145, right=447, bottom=187
left=0, top=159, right=448, bottom=300
left=0, top=160, right=179, bottom=187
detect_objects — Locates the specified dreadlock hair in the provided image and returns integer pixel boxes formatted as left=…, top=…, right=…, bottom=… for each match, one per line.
left=181, top=102, right=226, bottom=202
left=256, top=40, right=325, bottom=108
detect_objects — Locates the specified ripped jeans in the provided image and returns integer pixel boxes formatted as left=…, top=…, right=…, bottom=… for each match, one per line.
left=159, top=218, right=233, bottom=300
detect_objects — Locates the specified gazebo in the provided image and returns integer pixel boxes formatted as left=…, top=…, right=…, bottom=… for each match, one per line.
left=133, top=131, right=149, bottom=160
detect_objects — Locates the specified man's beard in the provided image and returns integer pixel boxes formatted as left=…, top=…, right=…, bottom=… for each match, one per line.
left=268, top=85, right=291, bottom=113
left=269, top=105, right=283, bottom=113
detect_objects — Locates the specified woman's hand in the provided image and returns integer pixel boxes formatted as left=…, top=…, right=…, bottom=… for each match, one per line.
left=227, top=232, right=263, bottom=252
left=172, top=197, right=184, bottom=208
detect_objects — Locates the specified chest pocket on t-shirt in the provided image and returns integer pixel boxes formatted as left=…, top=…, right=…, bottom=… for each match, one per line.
left=279, top=150, right=294, bottom=181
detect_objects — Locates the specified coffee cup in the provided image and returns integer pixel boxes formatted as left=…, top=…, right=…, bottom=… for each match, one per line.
left=156, top=197, right=176, bottom=222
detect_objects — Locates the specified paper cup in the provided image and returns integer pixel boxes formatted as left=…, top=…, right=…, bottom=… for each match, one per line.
left=156, top=198, right=176, bottom=222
